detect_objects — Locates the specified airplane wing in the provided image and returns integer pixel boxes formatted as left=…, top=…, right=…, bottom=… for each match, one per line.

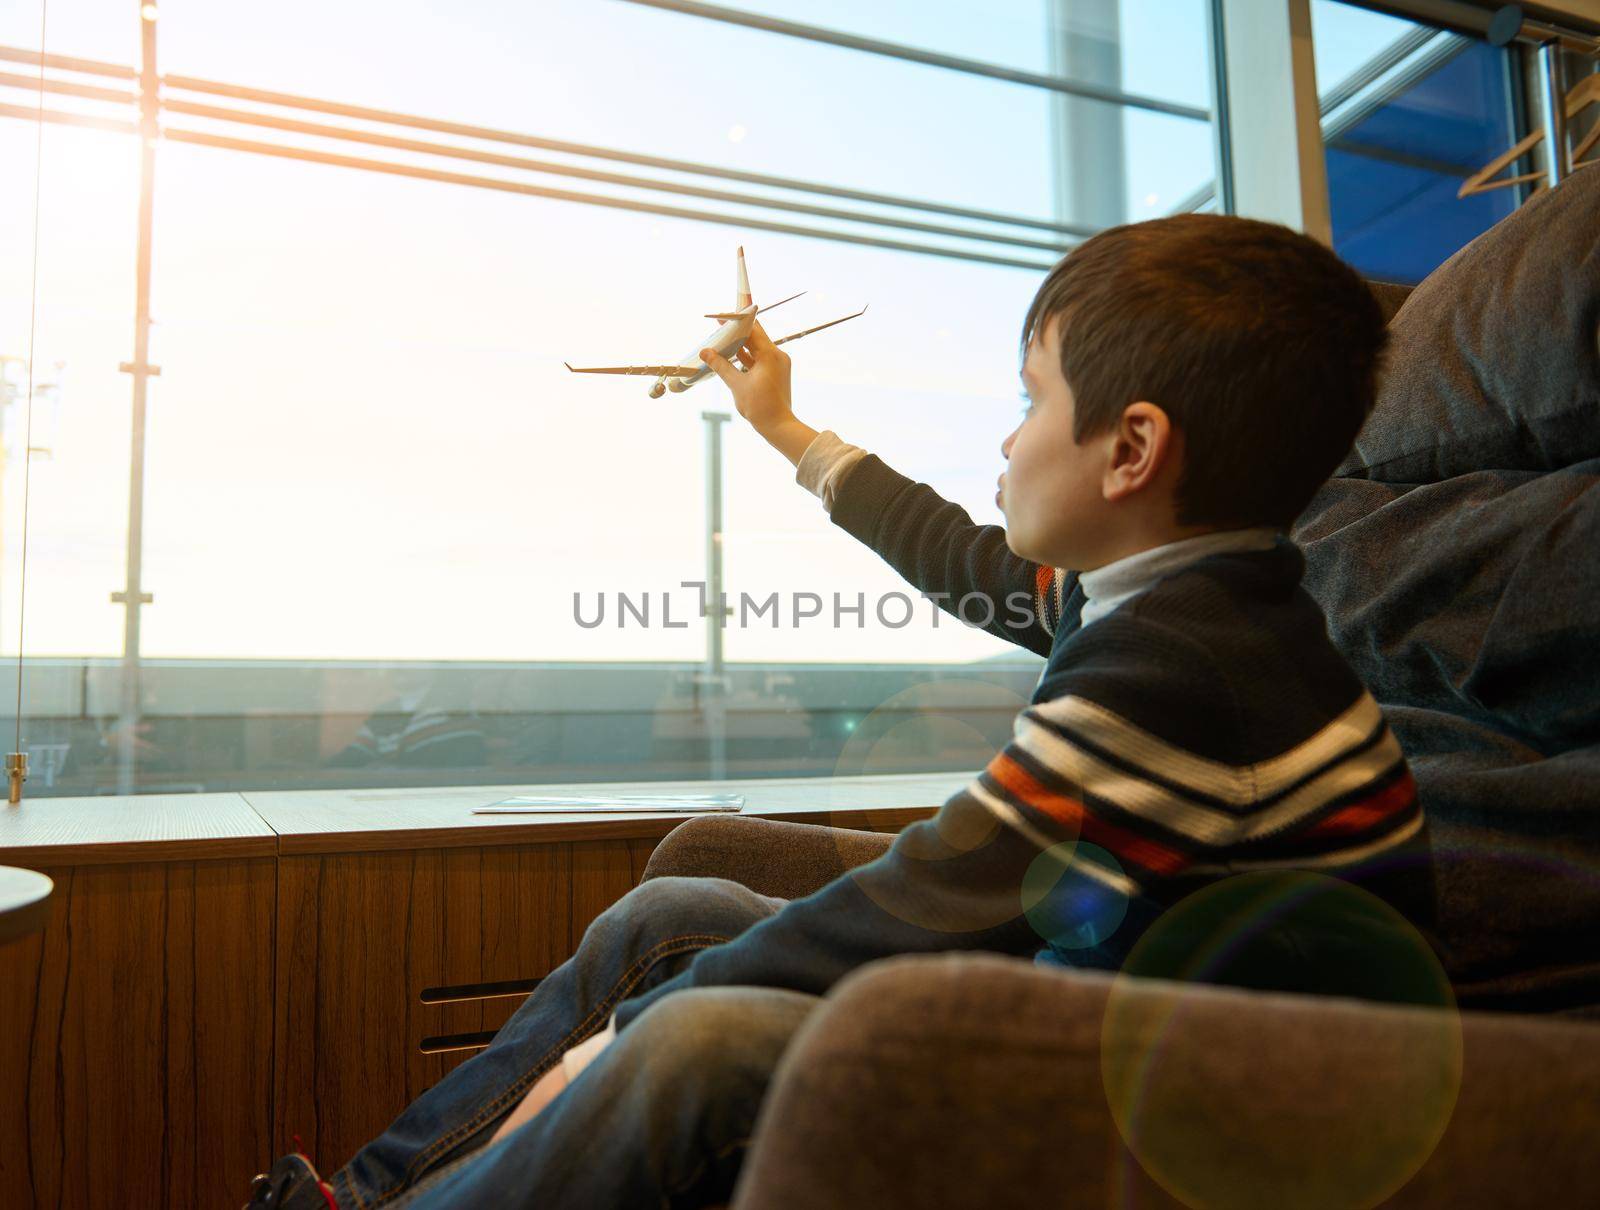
left=772, top=305, right=868, bottom=347
left=705, top=294, right=803, bottom=320
left=564, top=362, right=702, bottom=376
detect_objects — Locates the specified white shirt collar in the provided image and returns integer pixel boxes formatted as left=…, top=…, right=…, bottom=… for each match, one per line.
left=1077, top=527, right=1283, bottom=629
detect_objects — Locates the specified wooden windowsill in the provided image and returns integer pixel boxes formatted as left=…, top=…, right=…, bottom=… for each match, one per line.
left=0, top=771, right=963, bottom=865
left=0, top=792, right=277, bottom=866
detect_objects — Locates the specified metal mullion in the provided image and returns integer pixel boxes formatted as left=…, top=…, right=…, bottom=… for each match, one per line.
left=161, top=126, right=1056, bottom=271
left=1352, top=0, right=1600, bottom=44
left=162, top=72, right=1093, bottom=238
left=160, top=98, right=1075, bottom=254
left=612, top=0, right=1211, bottom=121
left=1321, top=34, right=1471, bottom=142
left=0, top=70, right=135, bottom=105
left=1317, top=26, right=1437, bottom=112
left=1207, top=0, right=1235, bottom=214
left=0, top=45, right=136, bottom=79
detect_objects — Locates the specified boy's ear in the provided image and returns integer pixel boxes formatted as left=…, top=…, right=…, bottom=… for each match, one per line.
left=1101, top=402, right=1174, bottom=502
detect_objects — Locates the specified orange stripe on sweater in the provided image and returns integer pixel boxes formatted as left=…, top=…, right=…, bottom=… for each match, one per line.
left=986, top=751, right=1189, bottom=877
left=1304, top=769, right=1418, bottom=838
left=1034, top=565, right=1054, bottom=600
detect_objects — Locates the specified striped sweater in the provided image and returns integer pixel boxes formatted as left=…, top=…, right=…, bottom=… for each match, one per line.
left=611, top=451, right=1430, bottom=1033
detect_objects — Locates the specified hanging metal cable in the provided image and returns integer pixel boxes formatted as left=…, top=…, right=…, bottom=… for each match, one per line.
left=9, top=0, right=47, bottom=804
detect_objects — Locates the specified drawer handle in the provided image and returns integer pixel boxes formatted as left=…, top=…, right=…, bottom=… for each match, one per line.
left=419, top=977, right=543, bottom=1005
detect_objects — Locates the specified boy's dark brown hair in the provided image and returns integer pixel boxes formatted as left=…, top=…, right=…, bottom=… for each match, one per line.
left=1020, top=213, right=1388, bottom=531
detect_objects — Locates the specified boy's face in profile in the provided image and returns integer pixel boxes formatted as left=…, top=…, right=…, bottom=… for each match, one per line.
left=999, top=315, right=1113, bottom=570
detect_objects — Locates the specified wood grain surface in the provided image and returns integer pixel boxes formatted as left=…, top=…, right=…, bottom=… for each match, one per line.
left=272, top=839, right=665, bottom=1173
left=0, top=858, right=275, bottom=1209
left=0, top=793, right=276, bottom=866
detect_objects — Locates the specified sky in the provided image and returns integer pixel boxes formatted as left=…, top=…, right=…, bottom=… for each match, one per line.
left=0, top=0, right=1415, bottom=666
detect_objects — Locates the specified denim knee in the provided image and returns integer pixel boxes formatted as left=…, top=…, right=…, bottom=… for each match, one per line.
left=614, top=986, right=820, bottom=1086
left=584, top=875, right=785, bottom=957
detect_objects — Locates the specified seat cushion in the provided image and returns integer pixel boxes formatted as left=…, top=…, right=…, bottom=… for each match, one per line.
left=1336, top=162, right=1600, bottom=484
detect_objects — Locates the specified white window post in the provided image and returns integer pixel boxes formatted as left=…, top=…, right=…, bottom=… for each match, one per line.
left=1210, top=0, right=1333, bottom=243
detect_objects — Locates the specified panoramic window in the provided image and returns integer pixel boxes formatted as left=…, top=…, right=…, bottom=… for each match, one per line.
left=6, top=0, right=1525, bottom=798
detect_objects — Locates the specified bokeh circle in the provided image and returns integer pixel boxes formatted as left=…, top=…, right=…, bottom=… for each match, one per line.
left=1099, top=871, right=1461, bottom=1210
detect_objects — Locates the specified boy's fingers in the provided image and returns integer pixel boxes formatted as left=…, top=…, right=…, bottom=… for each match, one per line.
left=700, top=347, right=739, bottom=386
left=748, top=320, right=776, bottom=352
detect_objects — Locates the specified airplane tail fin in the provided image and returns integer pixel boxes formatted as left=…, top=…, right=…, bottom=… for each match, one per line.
left=736, top=245, right=752, bottom=311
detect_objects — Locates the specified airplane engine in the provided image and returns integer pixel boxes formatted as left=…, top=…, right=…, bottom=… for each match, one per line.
left=649, top=382, right=666, bottom=398
left=667, top=378, right=690, bottom=393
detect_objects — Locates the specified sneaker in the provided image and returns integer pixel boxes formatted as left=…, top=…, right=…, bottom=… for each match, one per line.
left=243, top=1153, right=337, bottom=1209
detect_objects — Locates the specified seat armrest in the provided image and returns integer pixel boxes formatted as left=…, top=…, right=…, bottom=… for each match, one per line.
left=732, top=952, right=1600, bottom=1210
left=640, top=814, right=894, bottom=901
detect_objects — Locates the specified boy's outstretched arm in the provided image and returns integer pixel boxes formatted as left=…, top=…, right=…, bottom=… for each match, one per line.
left=701, top=323, right=1080, bottom=657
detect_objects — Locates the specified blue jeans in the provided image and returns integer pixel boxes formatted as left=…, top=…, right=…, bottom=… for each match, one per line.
left=333, top=875, right=818, bottom=1209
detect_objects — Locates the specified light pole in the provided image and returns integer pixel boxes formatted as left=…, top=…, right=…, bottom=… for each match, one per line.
left=701, top=409, right=730, bottom=780
left=113, top=1, right=161, bottom=794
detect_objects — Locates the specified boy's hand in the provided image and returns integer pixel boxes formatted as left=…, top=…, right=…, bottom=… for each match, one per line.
left=701, top=320, right=816, bottom=465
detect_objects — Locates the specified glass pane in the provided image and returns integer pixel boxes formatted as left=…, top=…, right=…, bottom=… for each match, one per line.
left=0, top=111, right=137, bottom=796
left=1313, top=0, right=1520, bottom=285
left=8, top=0, right=1219, bottom=794
left=712, top=0, right=1212, bottom=111
left=158, top=0, right=1060, bottom=226
left=0, top=0, right=127, bottom=62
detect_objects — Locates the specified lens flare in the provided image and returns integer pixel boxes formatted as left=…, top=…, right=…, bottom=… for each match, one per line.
left=1100, top=871, right=1461, bottom=1210
left=1023, top=841, right=1129, bottom=951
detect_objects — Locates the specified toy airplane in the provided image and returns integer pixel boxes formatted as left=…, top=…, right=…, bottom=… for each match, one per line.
left=565, top=246, right=867, bottom=398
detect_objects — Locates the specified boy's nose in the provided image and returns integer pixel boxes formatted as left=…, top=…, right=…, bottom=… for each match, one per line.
left=1000, top=426, right=1019, bottom=459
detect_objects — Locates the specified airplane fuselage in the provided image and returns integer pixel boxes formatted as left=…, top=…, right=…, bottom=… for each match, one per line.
left=566, top=247, right=861, bottom=398
left=659, top=306, right=756, bottom=395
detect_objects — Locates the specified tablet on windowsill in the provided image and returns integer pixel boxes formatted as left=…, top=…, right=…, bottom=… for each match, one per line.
left=473, top=794, right=746, bottom=815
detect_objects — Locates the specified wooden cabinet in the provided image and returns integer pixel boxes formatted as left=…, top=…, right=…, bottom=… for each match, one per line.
left=0, top=775, right=950, bottom=1208
left=0, top=796, right=278, bottom=1210
left=271, top=839, right=657, bottom=1172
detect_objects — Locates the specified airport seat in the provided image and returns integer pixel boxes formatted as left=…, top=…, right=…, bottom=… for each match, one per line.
left=640, top=814, right=1600, bottom=1209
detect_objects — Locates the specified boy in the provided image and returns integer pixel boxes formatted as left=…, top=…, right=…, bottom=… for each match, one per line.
left=247, top=215, right=1426, bottom=1209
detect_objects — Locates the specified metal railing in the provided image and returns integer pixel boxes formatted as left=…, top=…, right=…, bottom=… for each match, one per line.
left=613, top=0, right=1212, bottom=121
left=0, top=43, right=1080, bottom=270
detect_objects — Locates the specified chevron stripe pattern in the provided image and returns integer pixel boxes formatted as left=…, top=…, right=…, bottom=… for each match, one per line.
left=967, top=687, right=1421, bottom=896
